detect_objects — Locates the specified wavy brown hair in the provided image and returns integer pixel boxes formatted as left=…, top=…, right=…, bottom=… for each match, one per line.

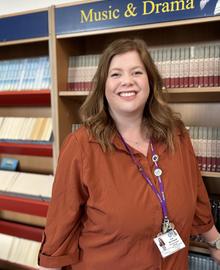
left=80, top=38, right=185, bottom=151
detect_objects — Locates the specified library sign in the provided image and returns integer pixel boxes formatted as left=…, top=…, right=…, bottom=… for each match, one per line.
left=55, top=0, right=220, bottom=35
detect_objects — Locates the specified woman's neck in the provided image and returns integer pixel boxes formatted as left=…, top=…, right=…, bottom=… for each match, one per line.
left=113, top=114, right=149, bottom=156
left=113, top=113, right=147, bottom=142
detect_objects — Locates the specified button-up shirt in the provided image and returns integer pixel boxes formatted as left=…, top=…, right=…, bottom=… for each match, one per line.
left=38, top=126, right=213, bottom=270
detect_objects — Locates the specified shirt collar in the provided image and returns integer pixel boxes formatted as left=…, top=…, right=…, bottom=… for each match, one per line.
left=88, top=130, right=170, bottom=157
left=87, top=125, right=183, bottom=154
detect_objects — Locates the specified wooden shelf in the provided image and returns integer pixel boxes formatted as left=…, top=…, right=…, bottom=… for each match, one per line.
left=58, top=88, right=220, bottom=99
left=59, top=90, right=89, bottom=97
left=164, top=87, right=220, bottom=103
left=165, top=87, right=220, bottom=94
left=0, top=194, right=49, bottom=217
left=0, top=90, right=51, bottom=106
left=0, top=142, right=52, bottom=157
left=0, top=220, right=43, bottom=242
left=189, top=241, right=210, bottom=255
left=201, top=171, right=220, bottom=178
left=0, top=36, right=49, bottom=47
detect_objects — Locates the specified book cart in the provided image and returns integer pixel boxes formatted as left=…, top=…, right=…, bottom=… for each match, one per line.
left=0, top=0, right=219, bottom=269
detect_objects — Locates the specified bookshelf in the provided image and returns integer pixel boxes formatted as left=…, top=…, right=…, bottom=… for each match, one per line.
left=51, top=1, right=220, bottom=260
left=53, top=11, right=220, bottom=153
left=0, top=9, right=52, bottom=270
left=0, top=1, right=220, bottom=268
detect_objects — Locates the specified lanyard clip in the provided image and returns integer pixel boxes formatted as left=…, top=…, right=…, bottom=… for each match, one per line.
left=162, top=218, right=169, bottom=233
left=162, top=218, right=175, bottom=234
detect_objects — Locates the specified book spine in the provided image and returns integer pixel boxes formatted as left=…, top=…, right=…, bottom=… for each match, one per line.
left=216, top=127, right=220, bottom=172
left=203, top=44, right=209, bottom=87
left=189, top=46, right=195, bottom=87
left=213, top=45, right=219, bottom=87
left=183, top=47, right=190, bottom=88
left=211, top=127, right=217, bottom=172
left=198, top=46, right=205, bottom=87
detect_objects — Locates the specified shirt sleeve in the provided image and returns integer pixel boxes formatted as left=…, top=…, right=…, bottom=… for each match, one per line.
left=38, top=133, right=88, bottom=268
left=183, top=132, right=214, bottom=235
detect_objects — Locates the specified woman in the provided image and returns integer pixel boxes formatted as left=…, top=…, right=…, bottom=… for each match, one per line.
left=38, top=38, right=220, bottom=269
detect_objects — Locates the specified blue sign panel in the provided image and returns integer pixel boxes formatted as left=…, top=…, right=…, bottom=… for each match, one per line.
left=56, top=0, right=220, bottom=36
left=0, top=11, right=48, bottom=42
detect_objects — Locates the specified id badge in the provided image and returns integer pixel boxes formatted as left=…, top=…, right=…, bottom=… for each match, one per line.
left=153, top=230, right=185, bottom=258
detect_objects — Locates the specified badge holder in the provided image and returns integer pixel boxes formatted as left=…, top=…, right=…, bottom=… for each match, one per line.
left=154, top=219, right=185, bottom=258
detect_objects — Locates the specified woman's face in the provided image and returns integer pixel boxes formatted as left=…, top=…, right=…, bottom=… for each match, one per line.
left=105, top=50, right=150, bottom=121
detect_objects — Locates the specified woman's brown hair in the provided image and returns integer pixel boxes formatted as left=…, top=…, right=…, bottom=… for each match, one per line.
left=80, top=38, right=185, bottom=151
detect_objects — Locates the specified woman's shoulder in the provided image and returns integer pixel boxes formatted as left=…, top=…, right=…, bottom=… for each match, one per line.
left=173, top=125, right=195, bottom=154
left=73, top=125, right=90, bottom=140
left=61, top=125, right=90, bottom=149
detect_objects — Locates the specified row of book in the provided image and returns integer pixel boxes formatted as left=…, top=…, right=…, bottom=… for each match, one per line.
left=0, top=233, right=40, bottom=268
left=67, top=43, right=220, bottom=91
left=188, top=126, right=220, bottom=172
left=0, top=56, right=51, bottom=91
left=0, top=117, right=52, bottom=142
left=149, top=43, right=220, bottom=89
left=0, top=170, right=53, bottom=200
left=68, top=54, right=100, bottom=91
left=189, top=252, right=220, bottom=269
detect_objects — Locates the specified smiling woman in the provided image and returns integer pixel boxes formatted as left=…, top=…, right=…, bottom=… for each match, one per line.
left=38, top=38, right=220, bottom=270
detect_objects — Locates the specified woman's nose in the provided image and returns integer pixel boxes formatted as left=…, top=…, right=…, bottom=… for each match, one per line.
left=121, top=74, right=134, bottom=86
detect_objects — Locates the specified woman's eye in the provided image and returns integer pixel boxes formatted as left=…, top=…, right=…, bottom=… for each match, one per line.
left=110, top=73, right=120, bottom=78
left=133, top=71, right=143, bottom=75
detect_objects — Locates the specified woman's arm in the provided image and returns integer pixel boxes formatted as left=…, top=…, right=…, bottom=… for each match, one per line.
left=202, top=224, right=219, bottom=242
left=201, top=225, right=220, bottom=264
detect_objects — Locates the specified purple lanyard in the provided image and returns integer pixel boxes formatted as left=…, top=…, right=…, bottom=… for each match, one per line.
left=119, top=133, right=169, bottom=221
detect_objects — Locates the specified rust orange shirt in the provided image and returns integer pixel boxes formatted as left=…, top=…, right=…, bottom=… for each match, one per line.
left=38, top=127, right=213, bottom=270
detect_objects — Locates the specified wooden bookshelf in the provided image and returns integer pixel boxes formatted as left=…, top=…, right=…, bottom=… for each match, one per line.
left=0, top=2, right=220, bottom=265
left=0, top=142, right=52, bottom=157
left=52, top=13, right=220, bottom=152
left=0, top=90, right=51, bottom=106
left=0, top=9, right=51, bottom=269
